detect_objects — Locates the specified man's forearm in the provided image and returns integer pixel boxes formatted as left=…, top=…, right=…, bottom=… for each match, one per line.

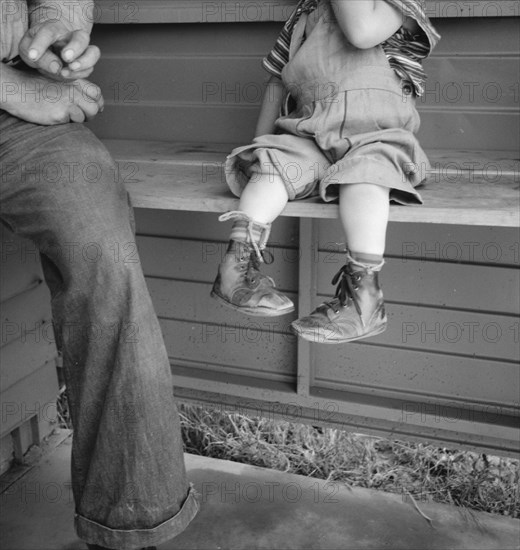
left=28, top=0, right=94, bottom=33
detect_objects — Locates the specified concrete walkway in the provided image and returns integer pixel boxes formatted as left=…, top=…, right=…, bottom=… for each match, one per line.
left=1, top=433, right=519, bottom=550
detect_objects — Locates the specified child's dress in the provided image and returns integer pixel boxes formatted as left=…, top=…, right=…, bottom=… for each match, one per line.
left=225, top=0, right=440, bottom=205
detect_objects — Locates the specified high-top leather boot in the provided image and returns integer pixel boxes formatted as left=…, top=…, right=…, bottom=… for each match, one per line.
left=211, top=236, right=294, bottom=318
left=291, top=256, right=387, bottom=343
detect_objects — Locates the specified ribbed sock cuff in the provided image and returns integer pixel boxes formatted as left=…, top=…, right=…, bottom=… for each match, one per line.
left=229, top=219, right=271, bottom=249
left=350, top=250, right=384, bottom=267
left=230, top=220, right=261, bottom=243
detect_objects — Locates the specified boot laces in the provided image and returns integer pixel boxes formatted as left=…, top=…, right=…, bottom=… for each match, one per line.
left=246, top=221, right=273, bottom=265
left=245, top=248, right=274, bottom=287
left=322, top=265, right=363, bottom=321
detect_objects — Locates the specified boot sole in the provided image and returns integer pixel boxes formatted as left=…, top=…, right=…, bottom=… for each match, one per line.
left=211, top=291, right=295, bottom=317
left=291, top=320, right=387, bottom=344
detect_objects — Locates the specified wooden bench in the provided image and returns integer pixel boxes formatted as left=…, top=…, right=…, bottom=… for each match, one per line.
left=103, top=139, right=519, bottom=227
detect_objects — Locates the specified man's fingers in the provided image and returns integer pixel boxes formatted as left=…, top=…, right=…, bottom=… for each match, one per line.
left=68, top=104, right=86, bottom=123
left=19, top=33, right=62, bottom=75
left=77, top=80, right=103, bottom=104
left=73, top=81, right=104, bottom=120
left=60, top=67, right=94, bottom=80
left=26, top=24, right=63, bottom=61
left=60, top=45, right=101, bottom=78
left=60, top=30, right=91, bottom=63
left=35, top=49, right=64, bottom=75
left=73, top=97, right=100, bottom=121
left=20, top=25, right=69, bottom=77
left=22, top=25, right=98, bottom=81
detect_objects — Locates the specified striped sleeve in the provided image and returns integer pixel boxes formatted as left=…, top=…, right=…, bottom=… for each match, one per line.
left=385, top=0, right=441, bottom=55
left=262, top=0, right=318, bottom=78
left=262, top=5, right=301, bottom=77
left=382, top=0, right=441, bottom=96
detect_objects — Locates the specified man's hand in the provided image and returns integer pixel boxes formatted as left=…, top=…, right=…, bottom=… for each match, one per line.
left=1, top=64, right=104, bottom=125
left=18, top=20, right=100, bottom=80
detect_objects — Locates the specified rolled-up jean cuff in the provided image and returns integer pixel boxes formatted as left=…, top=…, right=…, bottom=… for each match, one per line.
left=75, top=483, right=200, bottom=549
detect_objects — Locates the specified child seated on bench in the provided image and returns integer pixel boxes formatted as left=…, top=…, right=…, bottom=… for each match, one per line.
left=211, top=0, right=439, bottom=344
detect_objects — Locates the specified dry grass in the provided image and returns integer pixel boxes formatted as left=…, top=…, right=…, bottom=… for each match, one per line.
left=179, top=403, right=520, bottom=519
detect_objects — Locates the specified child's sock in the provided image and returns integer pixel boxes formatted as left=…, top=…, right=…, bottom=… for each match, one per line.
left=349, top=250, right=384, bottom=268
left=223, top=212, right=272, bottom=260
left=230, top=219, right=265, bottom=244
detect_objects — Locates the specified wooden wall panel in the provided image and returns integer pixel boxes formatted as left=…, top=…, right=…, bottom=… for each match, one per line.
left=161, top=318, right=296, bottom=382
left=137, top=236, right=299, bottom=292
left=0, top=361, right=59, bottom=437
left=92, top=57, right=267, bottom=104
left=313, top=345, right=519, bottom=410
left=421, top=58, right=518, bottom=109
left=147, top=278, right=297, bottom=328
left=1, top=283, right=53, bottom=348
left=331, top=304, right=516, bottom=361
left=316, top=255, right=519, bottom=314
left=93, top=105, right=519, bottom=150
left=0, top=233, right=43, bottom=301
left=384, top=223, right=520, bottom=266
left=416, top=112, right=518, bottom=150
left=135, top=210, right=299, bottom=244
left=0, top=337, right=57, bottom=392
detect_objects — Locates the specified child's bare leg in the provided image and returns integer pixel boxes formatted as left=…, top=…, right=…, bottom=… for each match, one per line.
left=292, top=183, right=389, bottom=343
left=338, top=183, right=389, bottom=258
left=238, top=174, right=289, bottom=224
left=211, top=174, right=294, bottom=317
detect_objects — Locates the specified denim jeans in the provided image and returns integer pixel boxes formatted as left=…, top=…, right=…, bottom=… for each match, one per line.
left=0, top=112, right=199, bottom=549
